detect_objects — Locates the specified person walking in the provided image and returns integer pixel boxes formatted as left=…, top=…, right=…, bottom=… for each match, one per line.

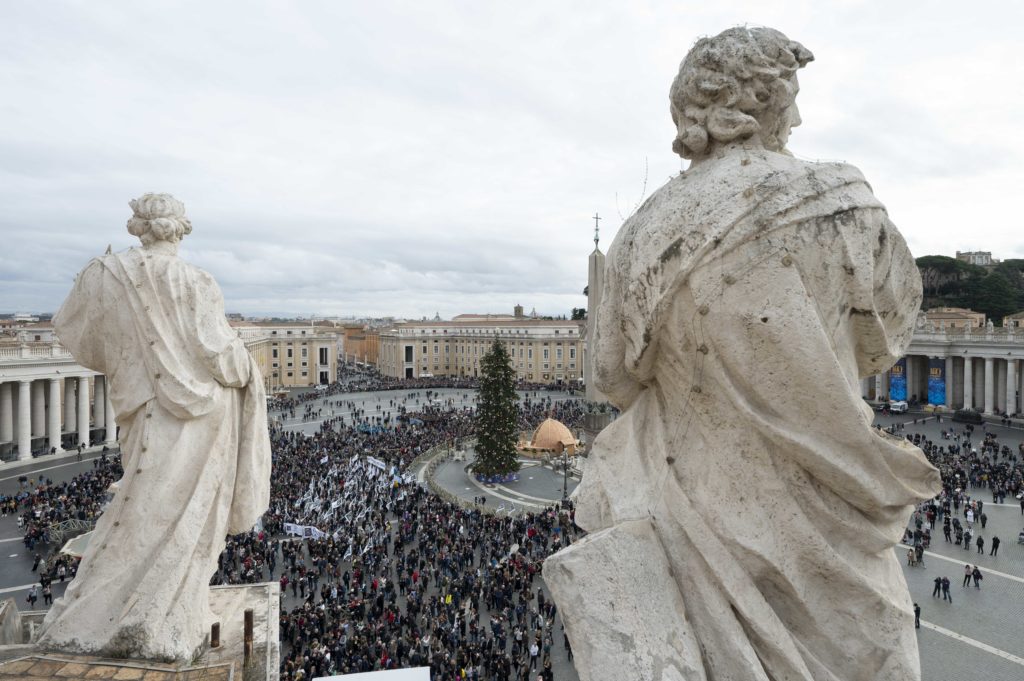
left=941, top=577, right=952, bottom=603
left=980, top=512, right=987, bottom=529
left=962, top=564, right=972, bottom=588
left=932, top=576, right=942, bottom=598
left=976, top=535, right=984, bottom=554
left=990, top=536, right=1000, bottom=556
left=972, top=566, right=983, bottom=589
left=913, top=603, right=920, bottom=629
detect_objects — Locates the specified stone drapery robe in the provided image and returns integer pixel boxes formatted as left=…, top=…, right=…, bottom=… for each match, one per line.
left=544, top=150, right=941, bottom=681
left=41, top=246, right=271, bottom=662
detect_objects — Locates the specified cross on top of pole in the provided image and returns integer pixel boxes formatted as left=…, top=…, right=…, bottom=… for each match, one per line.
left=593, top=212, right=601, bottom=248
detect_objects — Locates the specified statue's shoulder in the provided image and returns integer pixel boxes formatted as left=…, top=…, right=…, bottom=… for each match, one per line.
left=702, top=151, right=868, bottom=187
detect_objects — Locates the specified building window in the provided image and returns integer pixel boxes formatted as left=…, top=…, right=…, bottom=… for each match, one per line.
left=272, top=362, right=279, bottom=368
left=528, top=349, right=533, bottom=359
left=556, top=348, right=563, bottom=360
left=543, top=348, right=549, bottom=360
left=301, top=361, right=308, bottom=367
left=319, top=347, right=328, bottom=364
left=287, top=348, right=293, bottom=358
left=301, top=347, right=308, bottom=358
left=272, top=349, right=278, bottom=358
left=570, top=348, right=576, bottom=359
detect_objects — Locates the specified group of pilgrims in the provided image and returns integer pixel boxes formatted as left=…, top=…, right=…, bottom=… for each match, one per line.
left=211, top=374, right=588, bottom=680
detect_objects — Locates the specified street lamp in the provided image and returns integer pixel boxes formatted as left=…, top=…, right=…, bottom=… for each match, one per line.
left=557, top=442, right=569, bottom=508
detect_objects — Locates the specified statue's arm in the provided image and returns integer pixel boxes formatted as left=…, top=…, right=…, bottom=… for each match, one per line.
left=193, top=270, right=251, bottom=388
left=853, top=212, right=923, bottom=378
left=53, top=258, right=107, bottom=372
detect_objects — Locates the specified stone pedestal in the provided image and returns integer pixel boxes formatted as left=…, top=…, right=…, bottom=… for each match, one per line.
left=0, top=584, right=278, bottom=681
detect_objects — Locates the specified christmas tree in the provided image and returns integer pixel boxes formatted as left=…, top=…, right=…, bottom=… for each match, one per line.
left=474, top=338, right=520, bottom=478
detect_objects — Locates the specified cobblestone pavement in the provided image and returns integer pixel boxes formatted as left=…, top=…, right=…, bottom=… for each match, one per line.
left=882, top=411, right=1024, bottom=680
left=276, top=387, right=581, bottom=436
left=432, top=451, right=580, bottom=512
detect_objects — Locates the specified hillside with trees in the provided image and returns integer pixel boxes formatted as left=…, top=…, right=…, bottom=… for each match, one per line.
left=917, top=255, right=1024, bottom=324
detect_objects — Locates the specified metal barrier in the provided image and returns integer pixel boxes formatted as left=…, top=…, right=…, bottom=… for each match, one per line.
left=44, top=518, right=96, bottom=547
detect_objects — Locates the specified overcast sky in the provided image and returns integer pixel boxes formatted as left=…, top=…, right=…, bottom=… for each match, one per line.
left=2, top=1, right=1021, bottom=318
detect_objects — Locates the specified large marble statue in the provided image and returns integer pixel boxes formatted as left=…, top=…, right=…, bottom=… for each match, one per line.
left=40, top=194, right=271, bottom=662
left=544, top=28, right=941, bottom=681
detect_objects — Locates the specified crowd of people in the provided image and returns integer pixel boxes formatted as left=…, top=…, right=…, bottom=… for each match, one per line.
left=13, top=373, right=1024, bottom=679
left=219, top=382, right=585, bottom=680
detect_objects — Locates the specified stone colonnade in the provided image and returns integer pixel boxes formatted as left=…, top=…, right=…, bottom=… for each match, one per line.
left=0, top=375, right=116, bottom=461
left=863, top=354, right=1023, bottom=415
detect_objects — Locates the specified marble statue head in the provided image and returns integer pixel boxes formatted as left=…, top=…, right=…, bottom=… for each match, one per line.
left=126, top=193, right=192, bottom=246
left=670, top=27, right=814, bottom=159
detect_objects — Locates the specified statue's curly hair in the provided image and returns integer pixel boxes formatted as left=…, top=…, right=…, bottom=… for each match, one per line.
left=670, top=27, right=814, bottom=159
left=126, top=193, right=192, bottom=244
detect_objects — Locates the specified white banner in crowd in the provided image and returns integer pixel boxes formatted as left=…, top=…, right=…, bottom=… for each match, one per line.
left=283, top=523, right=327, bottom=540
left=314, top=667, right=430, bottom=680
left=366, top=456, right=387, bottom=470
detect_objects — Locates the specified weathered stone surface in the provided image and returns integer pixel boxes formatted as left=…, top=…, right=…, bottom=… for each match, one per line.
left=545, top=26, right=941, bottom=681
left=38, top=194, right=272, bottom=663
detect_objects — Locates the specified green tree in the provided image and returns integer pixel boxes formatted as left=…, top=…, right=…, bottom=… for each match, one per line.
left=571, top=307, right=587, bottom=320
left=974, top=271, right=1019, bottom=324
left=474, top=339, right=520, bottom=477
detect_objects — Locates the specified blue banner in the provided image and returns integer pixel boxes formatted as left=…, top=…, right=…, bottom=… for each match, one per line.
left=927, top=358, right=946, bottom=406
left=889, top=358, right=907, bottom=401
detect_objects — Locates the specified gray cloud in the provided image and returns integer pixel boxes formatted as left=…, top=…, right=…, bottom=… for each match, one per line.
left=1, top=1, right=1021, bottom=317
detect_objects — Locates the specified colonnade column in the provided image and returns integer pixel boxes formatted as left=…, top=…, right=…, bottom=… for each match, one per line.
left=48, top=378, right=62, bottom=454
left=63, top=377, right=76, bottom=433
left=963, top=358, right=973, bottom=409
left=984, top=357, right=995, bottom=414
left=945, top=357, right=954, bottom=409
left=0, top=383, right=12, bottom=443
left=1008, top=359, right=1018, bottom=417
left=93, top=376, right=105, bottom=429
left=18, top=380, right=31, bottom=460
left=874, top=374, right=885, bottom=401
left=77, top=376, right=90, bottom=449
left=31, top=380, right=45, bottom=436
left=104, top=385, right=116, bottom=444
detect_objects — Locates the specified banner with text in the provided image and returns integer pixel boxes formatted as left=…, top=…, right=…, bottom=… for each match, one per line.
left=889, top=358, right=907, bottom=401
left=927, top=357, right=946, bottom=406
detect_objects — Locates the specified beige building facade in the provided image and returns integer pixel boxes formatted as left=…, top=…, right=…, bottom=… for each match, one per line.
left=232, top=322, right=338, bottom=390
left=377, top=313, right=584, bottom=383
left=924, top=307, right=986, bottom=330
left=341, top=325, right=381, bottom=366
